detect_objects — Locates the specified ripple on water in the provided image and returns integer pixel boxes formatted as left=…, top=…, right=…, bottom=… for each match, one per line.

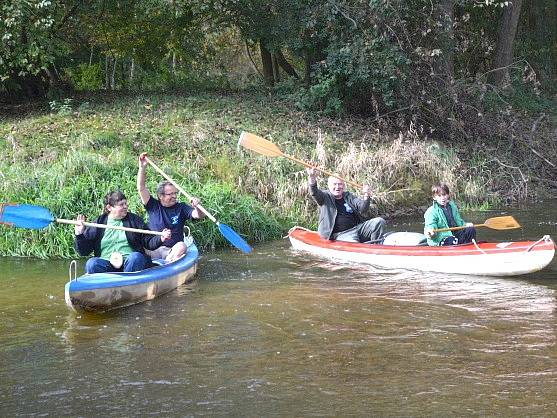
left=2, top=216, right=557, bottom=416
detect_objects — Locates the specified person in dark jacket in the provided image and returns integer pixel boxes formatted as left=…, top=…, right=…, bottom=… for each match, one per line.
left=307, top=167, right=386, bottom=242
left=74, top=191, right=171, bottom=274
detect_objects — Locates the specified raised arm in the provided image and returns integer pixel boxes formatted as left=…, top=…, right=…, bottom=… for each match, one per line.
left=307, top=167, right=326, bottom=205
left=354, top=184, right=371, bottom=213
left=137, top=153, right=151, bottom=205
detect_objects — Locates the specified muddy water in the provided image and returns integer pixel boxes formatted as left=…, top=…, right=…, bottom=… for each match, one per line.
left=1, top=203, right=556, bottom=416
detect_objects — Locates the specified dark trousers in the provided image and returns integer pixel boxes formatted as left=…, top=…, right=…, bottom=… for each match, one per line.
left=440, top=227, right=476, bottom=246
left=332, top=217, right=386, bottom=243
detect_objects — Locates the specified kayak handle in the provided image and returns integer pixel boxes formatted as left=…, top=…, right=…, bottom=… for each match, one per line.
left=471, top=239, right=487, bottom=255
left=524, top=235, right=552, bottom=253
left=69, top=260, right=77, bottom=281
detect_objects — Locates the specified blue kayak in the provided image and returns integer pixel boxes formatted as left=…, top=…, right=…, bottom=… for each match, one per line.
left=64, top=243, right=198, bottom=313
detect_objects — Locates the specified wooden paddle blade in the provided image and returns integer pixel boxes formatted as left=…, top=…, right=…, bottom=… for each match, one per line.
left=0, top=203, right=54, bottom=229
left=238, top=131, right=284, bottom=158
left=483, top=216, right=521, bottom=230
left=218, top=222, right=252, bottom=253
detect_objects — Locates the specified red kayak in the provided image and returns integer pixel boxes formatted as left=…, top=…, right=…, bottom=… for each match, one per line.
left=288, top=227, right=555, bottom=276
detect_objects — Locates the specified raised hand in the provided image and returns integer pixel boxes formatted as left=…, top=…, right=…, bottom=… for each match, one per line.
left=75, top=214, right=85, bottom=235
left=306, top=166, right=317, bottom=184
left=362, top=184, right=370, bottom=198
left=138, top=152, right=148, bottom=169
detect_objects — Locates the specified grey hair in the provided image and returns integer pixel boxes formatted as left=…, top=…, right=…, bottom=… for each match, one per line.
left=156, top=181, right=174, bottom=196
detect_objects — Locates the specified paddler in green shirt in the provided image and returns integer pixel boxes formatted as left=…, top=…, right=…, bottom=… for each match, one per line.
left=424, top=182, right=476, bottom=246
left=74, top=191, right=171, bottom=273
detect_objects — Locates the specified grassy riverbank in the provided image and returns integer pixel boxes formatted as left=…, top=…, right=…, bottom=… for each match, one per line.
left=1, top=92, right=555, bottom=257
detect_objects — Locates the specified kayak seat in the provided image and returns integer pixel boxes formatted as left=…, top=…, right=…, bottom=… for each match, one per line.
left=381, top=231, right=428, bottom=246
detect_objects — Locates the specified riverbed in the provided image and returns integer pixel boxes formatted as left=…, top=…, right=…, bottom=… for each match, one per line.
left=1, top=205, right=556, bottom=416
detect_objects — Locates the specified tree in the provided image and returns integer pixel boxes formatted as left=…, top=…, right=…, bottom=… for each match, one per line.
left=517, top=0, right=556, bottom=84
left=434, top=0, right=456, bottom=82
left=489, top=0, right=523, bottom=87
left=207, top=0, right=308, bottom=86
left=0, top=0, right=64, bottom=98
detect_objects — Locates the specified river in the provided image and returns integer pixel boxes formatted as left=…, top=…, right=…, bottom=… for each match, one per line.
left=1, top=204, right=556, bottom=416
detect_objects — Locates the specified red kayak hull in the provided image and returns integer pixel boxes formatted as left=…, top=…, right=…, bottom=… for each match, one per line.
left=288, top=227, right=555, bottom=276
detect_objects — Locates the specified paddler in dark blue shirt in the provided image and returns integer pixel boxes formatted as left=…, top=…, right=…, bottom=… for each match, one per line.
left=137, top=153, right=204, bottom=262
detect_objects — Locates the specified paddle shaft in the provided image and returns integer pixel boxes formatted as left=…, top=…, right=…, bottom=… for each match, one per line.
left=433, top=215, right=520, bottom=233
left=281, top=152, right=363, bottom=189
left=433, top=224, right=482, bottom=233
left=239, top=132, right=423, bottom=198
left=238, top=131, right=363, bottom=189
left=56, top=218, right=164, bottom=236
left=143, top=156, right=217, bottom=223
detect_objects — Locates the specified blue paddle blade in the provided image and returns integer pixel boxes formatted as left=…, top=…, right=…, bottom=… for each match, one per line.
left=218, top=222, right=252, bottom=254
left=0, top=204, right=54, bottom=229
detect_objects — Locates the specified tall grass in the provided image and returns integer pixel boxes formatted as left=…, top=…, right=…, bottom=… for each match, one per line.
left=0, top=147, right=284, bottom=257
left=0, top=92, right=535, bottom=257
left=235, top=126, right=501, bottom=221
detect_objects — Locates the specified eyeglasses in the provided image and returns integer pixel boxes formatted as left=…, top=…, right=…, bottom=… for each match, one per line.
left=163, top=191, right=178, bottom=196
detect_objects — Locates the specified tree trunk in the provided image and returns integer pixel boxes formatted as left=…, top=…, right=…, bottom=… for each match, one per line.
left=276, top=50, right=299, bottom=79
left=245, top=41, right=264, bottom=79
left=489, top=0, right=523, bottom=87
left=111, top=57, right=117, bottom=90
left=120, top=58, right=126, bottom=90
left=130, top=57, right=135, bottom=82
left=272, top=53, right=280, bottom=83
left=434, top=0, right=455, bottom=81
left=304, top=52, right=312, bottom=88
left=43, top=67, right=63, bottom=92
left=260, top=42, right=274, bottom=86
left=105, top=55, right=110, bottom=89
left=524, top=0, right=556, bottom=82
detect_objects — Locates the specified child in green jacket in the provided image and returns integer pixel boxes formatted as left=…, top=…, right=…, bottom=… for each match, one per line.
left=424, top=183, right=476, bottom=246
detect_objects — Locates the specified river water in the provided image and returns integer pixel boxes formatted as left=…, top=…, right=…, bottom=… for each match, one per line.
left=1, top=204, right=556, bottom=416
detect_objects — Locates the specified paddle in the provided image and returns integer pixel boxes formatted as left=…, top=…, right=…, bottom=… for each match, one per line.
left=432, top=216, right=521, bottom=233
left=142, top=156, right=252, bottom=254
left=238, top=131, right=363, bottom=189
left=0, top=203, right=165, bottom=235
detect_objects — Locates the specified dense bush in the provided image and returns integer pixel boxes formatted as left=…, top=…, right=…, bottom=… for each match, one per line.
left=66, top=64, right=104, bottom=91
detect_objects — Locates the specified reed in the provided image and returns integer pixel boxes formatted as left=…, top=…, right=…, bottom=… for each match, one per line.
left=235, top=127, right=500, bottom=223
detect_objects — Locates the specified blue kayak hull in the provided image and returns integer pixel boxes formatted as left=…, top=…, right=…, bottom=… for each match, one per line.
left=64, top=244, right=198, bottom=313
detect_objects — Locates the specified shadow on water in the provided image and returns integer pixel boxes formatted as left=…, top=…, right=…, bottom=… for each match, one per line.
left=1, top=202, right=557, bottom=416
